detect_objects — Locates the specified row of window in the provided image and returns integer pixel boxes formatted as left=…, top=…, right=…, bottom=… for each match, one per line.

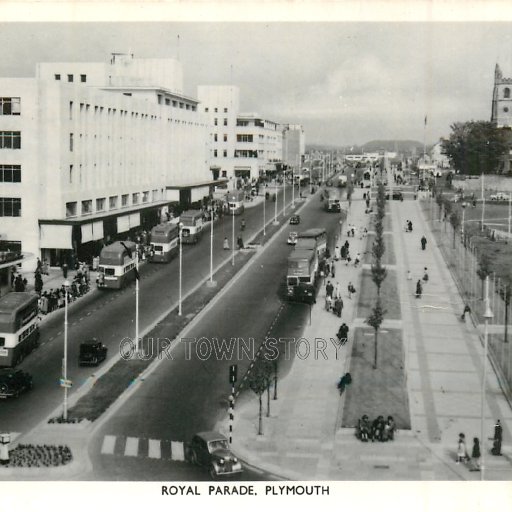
left=213, top=118, right=228, bottom=127
left=0, top=98, right=21, bottom=116
left=213, top=149, right=264, bottom=158
left=55, top=74, right=87, bottom=83
left=214, top=134, right=229, bottom=142
left=205, top=107, right=228, bottom=113
left=0, top=165, right=21, bottom=182
left=157, top=95, right=197, bottom=111
left=0, top=197, right=21, bottom=217
left=65, top=190, right=161, bottom=218
left=0, top=132, right=21, bottom=149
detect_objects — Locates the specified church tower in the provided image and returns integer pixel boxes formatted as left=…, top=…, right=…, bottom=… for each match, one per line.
left=491, top=63, right=512, bottom=127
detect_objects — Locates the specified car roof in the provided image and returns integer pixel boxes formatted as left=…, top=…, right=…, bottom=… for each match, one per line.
left=195, top=431, right=228, bottom=442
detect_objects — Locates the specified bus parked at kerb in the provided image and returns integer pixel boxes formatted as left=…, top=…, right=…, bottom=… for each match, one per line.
left=286, top=249, right=318, bottom=304
left=286, top=228, right=328, bottom=303
left=150, top=223, right=179, bottom=262
left=180, top=210, right=204, bottom=244
left=226, top=190, right=245, bottom=215
left=97, top=241, right=137, bottom=290
left=295, top=228, right=328, bottom=258
left=0, top=292, right=40, bottom=367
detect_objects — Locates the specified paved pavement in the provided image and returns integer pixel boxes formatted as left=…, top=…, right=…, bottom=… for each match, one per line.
left=223, top=186, right=512, bottom=480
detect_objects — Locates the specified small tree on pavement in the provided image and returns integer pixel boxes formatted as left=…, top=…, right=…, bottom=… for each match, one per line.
left=477, top=251, right=492, bottom=300
left=449, top=211, right=461, bottom=248
left=371, top=258, right=388, bottom=297
left=366, top=297, right=387, bottom=369
left=435, top=193, right=444, bottom=221
left=248, top=363, right=268, bottom=435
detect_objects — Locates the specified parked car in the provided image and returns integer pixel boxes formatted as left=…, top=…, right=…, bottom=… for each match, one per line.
left=287, top=231, right=298, bottom=245
left=490, top=192, right=509, bottom=201
left=385, top=189, right=403, bottom=200
left=78, top=339, right=108, bottom=366
left=290, top=214, right=301, bottom=225
left=0, top=369, right=33, bottom=398
left=186, top=431, right=243, bottom=478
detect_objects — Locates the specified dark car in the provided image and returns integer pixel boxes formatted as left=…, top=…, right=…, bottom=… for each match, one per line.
left=186, top=431, right=243, bottom=478
left=0, top=369, right=33, bottom=398
left=385, top=189, right=403, bottom=200
left=290, top=214, right=301, bottom=225
left=79, top=339, right=108, bottom=366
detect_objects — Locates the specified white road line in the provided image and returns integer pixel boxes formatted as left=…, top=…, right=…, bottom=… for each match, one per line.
left=148, top=439, right=161, bottom=459
left=101, top=435, right=116, bottom=455
left=124, top=436, right=139, bottom=457
left=170, top=441, right=185, bottom=461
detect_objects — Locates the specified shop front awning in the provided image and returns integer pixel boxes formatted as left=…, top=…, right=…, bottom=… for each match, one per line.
left=39, top=224, right=73, bottom=249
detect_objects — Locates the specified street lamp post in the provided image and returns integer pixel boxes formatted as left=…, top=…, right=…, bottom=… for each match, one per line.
left=62, top=279, right=70, bottom=420
left=291, top=166, right=295, bottom=209
left=274, top=177, right=278, bottom=225
left=461, top=202, right=467, bottom=269
left=480, top=274, right=494, bottom=481
left=178, top=223, right=183, bottom=315
left=283, top=170, right=286, bottom=216
left=209, top=206, right=215, bottom=285
left=231, top=207, right=235, bottom=266
left=135, top=247, right=140, bottom=352
left=481, top=172, right=485, bottom=231
left=263, top=191, right=266, bottom=236
left=508, top=193, right=511, bottom=237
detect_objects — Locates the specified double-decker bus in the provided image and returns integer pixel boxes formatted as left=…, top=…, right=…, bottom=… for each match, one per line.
left=0, top=292, right=40, bottom=367
left=296, top=228, right=328, bottom=258
left=226, top=190, right=245, bottom=215
left=150, top=223, right=179, bottom=262
left=180, top=210, right=204, bottom=244
left=286, top=249, right=318, bottom=304
left=324, top=189, right=341, bottom=212
left=97, top=241, right=137, bottom=290
left=285, top=228, right=328, bottom=303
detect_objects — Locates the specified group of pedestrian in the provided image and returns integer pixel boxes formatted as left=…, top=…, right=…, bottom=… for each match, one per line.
left=456, top=420, right=503, bottom=471
left=356, top=414, right=396, bottom=442
left=412, top=267, right=429, bottom=299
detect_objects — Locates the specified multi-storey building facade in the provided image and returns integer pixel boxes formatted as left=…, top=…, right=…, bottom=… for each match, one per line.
left=198, top=85, right=304, bottom=187
left=0, top=54, right=211, bottom=270
left=282, top=124, right=305, bottom=169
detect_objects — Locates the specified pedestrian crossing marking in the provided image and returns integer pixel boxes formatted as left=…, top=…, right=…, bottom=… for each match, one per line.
left=171, top=441, right=185, bottom=461
left=148, top=439, right=161, bottom=459
left=100, top=434, right=185, bottom=461
left=124, top=437, right=139, bottom=457
left=101, top=435, right=116, bottom=455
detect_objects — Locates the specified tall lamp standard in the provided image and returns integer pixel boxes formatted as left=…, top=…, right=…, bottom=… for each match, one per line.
left=263, top=190, right=266, bottom=236
left=208, top=205, right=216, bottom=286
left=291, top=165, right=295, bottom=209
left=135, top=247, right=140, bottom=353
left=231, top=205, right=235, bottom=266
left=508, top=193, right=511, bottom=237
left=461, top=202, right=467, bottom=268
left=178, top=222, right=183, bottom=315
left=273, top=176, right=278, bottom=225
left=62, top=279, right=70, bottom=420
left=480, top=275, right=494, bottom=481
left=283, top=168, right=286, bottom=216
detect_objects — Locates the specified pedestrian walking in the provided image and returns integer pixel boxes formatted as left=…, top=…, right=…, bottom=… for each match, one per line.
left=456, top=433, right=468, bottom=464
left=223, top=237, right=229, bottom=250
left=34, top=272, right=43, bottom=295
left=492, top=419, right=503, bottom=456
left=334, top=245, right=341, bottom=261
left=420, top=235, right=427, bottom=250
left=354, top=252, right=360, bottom=267
left=62, top=262, right=68, bottom=278
left=337, top=323, right=349, bottom=345
left=325, top=260, right=331, bottom=277
left=470, top=438, right=481, bottom=471
left=333, top=297, right=343, bottom=317
left=415, top=280, right=422, bottom=299
left=461, top=304, right=471, bottom=321
left=334, top=281, right=341, bottom=299
left=347, top=281, right=356, bottom=299
left=331, top=262, right=336, bottom=278
left=237, top=235, right=244, bottom=249
left=36, top=258, right=42, bottom=273
left=422, top=267, right=429, bottom=282
left=408, top=220, right=413, bottom=232
left=325, top=280, right=334, bottom=299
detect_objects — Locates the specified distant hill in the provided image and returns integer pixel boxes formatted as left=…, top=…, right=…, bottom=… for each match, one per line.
left=362, top=140, right=425, bottom=153
left=306, top=140, right=428, bottom=155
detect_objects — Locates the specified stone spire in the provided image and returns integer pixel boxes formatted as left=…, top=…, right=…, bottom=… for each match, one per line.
left=495, top=63, right=503, bottom=81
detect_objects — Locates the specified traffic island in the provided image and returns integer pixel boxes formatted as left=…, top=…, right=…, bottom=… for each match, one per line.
left=4, top=443, right=73, bottom=468
left=342, top=327, right=411, bottom=430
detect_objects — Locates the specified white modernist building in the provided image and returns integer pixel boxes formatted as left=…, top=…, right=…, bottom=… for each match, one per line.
left=0, top=54, right=212, bottom=269
left=198, top=85, right=303, bottom=186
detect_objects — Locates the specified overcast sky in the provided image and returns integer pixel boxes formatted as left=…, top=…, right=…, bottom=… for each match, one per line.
left=2, top=21, right=512, bottom=146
